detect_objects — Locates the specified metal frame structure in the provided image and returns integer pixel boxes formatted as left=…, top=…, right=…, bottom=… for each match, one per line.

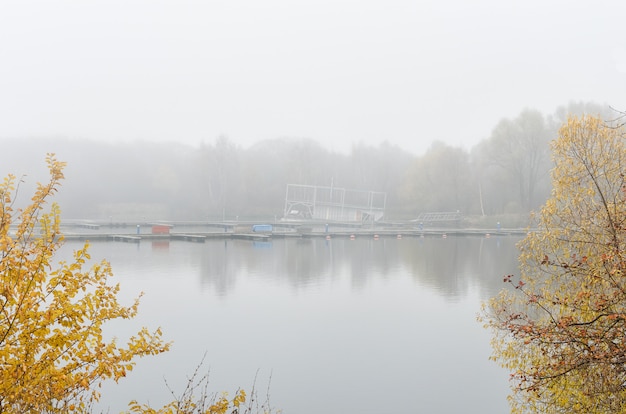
left=413, top=211, right=462, bottom=223
left=283, top=184, right=386, bottom=223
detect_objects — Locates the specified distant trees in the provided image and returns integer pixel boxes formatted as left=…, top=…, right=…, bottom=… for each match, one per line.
left=476, top=109, right=553, bottom=213
left=400, top=141, right=473, bottom=215
left=349, top=142, right=414, bottom=216
left=397, top=109, right=558, bottom=219
left=197, top=136, right=245, bottom=219
left=0, top=101, right=615, bottom=222
left=241, top=138, right=336, bottom=218
left=482, top=115, right=626, bottom=413
left=551, top=101, right=617, bottom=127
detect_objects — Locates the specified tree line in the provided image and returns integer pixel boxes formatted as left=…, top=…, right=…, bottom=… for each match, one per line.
left=1, top=101, right=615, bottom=223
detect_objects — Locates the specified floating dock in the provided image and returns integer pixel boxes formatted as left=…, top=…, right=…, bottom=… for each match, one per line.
left=58, top=228, right=528, bottom=243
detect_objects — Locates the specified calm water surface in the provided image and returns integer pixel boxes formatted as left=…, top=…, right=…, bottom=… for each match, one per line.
left=59, top=235, right=520, bottom=413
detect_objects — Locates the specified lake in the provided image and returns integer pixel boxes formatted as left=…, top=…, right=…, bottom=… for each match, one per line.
left=58, top=234, right=520, bottom=413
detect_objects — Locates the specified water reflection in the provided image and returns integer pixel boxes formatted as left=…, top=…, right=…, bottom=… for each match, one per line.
left=194, top=235, right=520, bottom=300
left=58, top=235, right=520, bottom=414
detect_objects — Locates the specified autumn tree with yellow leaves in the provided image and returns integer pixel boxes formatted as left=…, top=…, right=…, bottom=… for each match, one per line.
left=0, top=155, right=171, bottom=413
left=483, top=114, right=626, bottom=413
left=0, top=155, right=276, bottom=414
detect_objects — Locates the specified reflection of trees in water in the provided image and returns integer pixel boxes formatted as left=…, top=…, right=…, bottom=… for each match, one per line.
left=474, top=237, right=522, bottom=297
left=399, top=236, right=521, bottom=300
left=198, top=239, right=335, bottom=294
left=338, top=238, right=402, bottom=290
left=197, top=239, right=238, bottom=296
left=196, top=236, right=522, bottom=298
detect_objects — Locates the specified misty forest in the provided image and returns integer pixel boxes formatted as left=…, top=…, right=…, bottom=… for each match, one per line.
left=2, top=101, right=615, bottom=225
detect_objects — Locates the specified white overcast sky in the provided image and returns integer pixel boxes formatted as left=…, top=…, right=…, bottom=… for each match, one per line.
left=1, top=0, right=625, bottom=155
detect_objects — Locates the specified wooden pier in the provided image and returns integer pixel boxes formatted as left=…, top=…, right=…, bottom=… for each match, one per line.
left=109, top=235, right=141, bottom=243
left=170, top=234, right=207, bottom=242
left=57, top=227, right=529, bottom=244
left=54, top=218, right=531, bottom=244
left=232, top=233, right=271, bottom=241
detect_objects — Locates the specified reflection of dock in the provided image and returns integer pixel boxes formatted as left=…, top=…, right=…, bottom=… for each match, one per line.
left=170, top=234, right=207, bottom=242
left=59, top=228, right=529, bottom=243
left=61, top=232, right=282, bottom=243
left=109, top=235, right=141, bottom=243
left=232, top=233, right=271, bottom=241
left=168, top=233, right=270, bottom=242
left=299, top=229, right=526, bottom=239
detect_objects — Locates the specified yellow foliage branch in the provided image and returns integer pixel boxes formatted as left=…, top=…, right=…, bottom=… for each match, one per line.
left=0, top=155, right=171, bottom=413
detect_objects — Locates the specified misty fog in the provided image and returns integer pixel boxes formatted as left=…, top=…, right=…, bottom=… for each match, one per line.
left=1, top=101, right=616, bottom=224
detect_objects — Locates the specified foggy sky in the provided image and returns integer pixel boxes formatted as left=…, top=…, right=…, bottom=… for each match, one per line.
left=1, top=0, right=625, bottom=155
